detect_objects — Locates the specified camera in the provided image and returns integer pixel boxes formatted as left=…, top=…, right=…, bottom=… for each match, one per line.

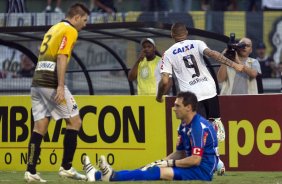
left=224, top=33, right=247, bottom=61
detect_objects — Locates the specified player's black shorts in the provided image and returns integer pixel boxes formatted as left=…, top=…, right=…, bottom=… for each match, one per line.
left=197, top=95, right=220, bottom=119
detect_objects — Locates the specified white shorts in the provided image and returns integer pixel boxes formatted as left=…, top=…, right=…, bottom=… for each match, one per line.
left=31, top=86, right=79, bottom=121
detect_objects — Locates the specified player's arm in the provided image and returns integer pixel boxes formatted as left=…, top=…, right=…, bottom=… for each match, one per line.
left=128, top=49, right=145, bottom=81
left=156, top=72, right=171, bottom=102
left=54, top=54, right=68, bottom=104
left=217, top=64, right=228, bottom=83
left=174, top=154, right=202, bottom=167
left=203, top=48, right=244, bottom=72
left=154, top=151, right=202, bottom=168
left=156, top=51, right=172, bottom=102
left=174, top=122, right=206, bottom=167
left=55, top=27, right=77, bottom=104
left=172, top=130, right=204, bottom=167
left=166, top=150, right=186, bottom=160
left=164, top=77, right=173, bottom=95
left=167, top=135, right=202, bottom=167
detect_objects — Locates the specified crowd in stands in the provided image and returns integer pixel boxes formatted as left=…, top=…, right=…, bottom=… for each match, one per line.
left=45, top=0, right=62, bottom=13
left=2, top=0, right=282, bottom=91
left=5, top=0, right=282, bottom=13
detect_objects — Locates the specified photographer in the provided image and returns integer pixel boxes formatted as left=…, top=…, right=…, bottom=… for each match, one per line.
left=217, top=37, right=261, bottom=95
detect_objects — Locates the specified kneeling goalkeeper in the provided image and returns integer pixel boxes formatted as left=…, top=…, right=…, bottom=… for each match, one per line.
left=83, top=91, right=219, bottom=182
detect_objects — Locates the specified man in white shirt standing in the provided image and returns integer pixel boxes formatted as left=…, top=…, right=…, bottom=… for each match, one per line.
left=156, top=22, right=244, bottom=175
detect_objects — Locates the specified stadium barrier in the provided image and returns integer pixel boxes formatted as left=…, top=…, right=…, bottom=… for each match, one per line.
left=0, top=95, right=281, bottom=171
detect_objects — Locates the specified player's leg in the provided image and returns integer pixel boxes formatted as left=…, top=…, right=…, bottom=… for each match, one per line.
left=83, top=155, right=100, bottom=181
left=61, top=116, right=81, bottom=171
left=109, top=167, right=162, bottom=181
left=197, top=98, right=226, bottom=140
left=84, top=155, right=174, bottom=181
left=204, top=95, right=226, bottom=175
left=217, top=158, right=226, bottom=176
left=98, top=163, right=212, bottom=181
left=25, top=118, right=49, bottom=183
left=205, top=96, right=225, bottom=142
left=26, top=118, right=50, bottom=172
left=25, top=87, right=50, bottom=182
left=99, top=155, right=161, bottom=181
left=58, top=115, right=85, bottom=180
left=196, top=100, right=208, bottom=118
left=173, top=166, right=213, bottom=181
left=54, top=86, right=85, bottom=180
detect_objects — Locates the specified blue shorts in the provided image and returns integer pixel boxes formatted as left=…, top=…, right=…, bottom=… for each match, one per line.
left=173, top=166, right=213, bottom=181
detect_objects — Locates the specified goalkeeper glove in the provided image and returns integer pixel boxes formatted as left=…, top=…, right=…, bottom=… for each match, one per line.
left=155, top=159, right=176, bottom=168
left=140, top=161, right=157, bottom=171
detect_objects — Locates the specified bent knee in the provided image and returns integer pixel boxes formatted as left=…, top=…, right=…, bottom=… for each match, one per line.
left=160, top=167, right=174, bottom=180
left=66, top=115, right=82, bottom=130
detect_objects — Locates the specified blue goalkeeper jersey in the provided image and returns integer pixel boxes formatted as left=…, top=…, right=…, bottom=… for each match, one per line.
left=176, top=113, right=218, bottom=169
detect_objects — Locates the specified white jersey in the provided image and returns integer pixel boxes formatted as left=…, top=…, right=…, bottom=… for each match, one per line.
left=161, top=39, right=217, bottom=101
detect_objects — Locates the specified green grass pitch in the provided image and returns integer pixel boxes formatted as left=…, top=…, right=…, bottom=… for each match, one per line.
left=0, top=171, right=282, bottom=184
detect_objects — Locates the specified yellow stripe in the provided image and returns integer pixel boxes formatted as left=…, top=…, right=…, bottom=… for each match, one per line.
left=190, top=11, right=206, bottom=30
left=224, top=12, right=246, bottom=39
left=126, top=11, right=142, bottom=22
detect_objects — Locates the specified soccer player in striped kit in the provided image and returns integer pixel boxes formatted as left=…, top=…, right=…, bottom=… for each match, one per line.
left=24, top=3, right=90, bottom=182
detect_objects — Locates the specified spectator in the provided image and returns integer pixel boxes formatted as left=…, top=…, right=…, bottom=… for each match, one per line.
left=13, top=54, right=35, bottom=78
left=245, top=0, right=262, bottom=11
left=278, top=62, right=282, bottom=78
left=256, top=42, right=276, bottom=78
left=128, top=38, right=162, bottom=95
left=83, top=91, right=220, bottom=182
left=140, top=0, right=169, bottom=12
left=6, top=0, right=26, bottom=13
left=172, top=0, right=191, bottom=12
left=209, top=0, right=237, bottom=11
left=92, top=0, right=117, bottom=13
left=262, top=0, right=282, bottom=10
left=45, top=0, right=63, bottom=13
left=200, top=0, right=209, bottom=10
left=217, top=37, right=262, bottom=95
left=0, top=70, right=7, bottom=79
